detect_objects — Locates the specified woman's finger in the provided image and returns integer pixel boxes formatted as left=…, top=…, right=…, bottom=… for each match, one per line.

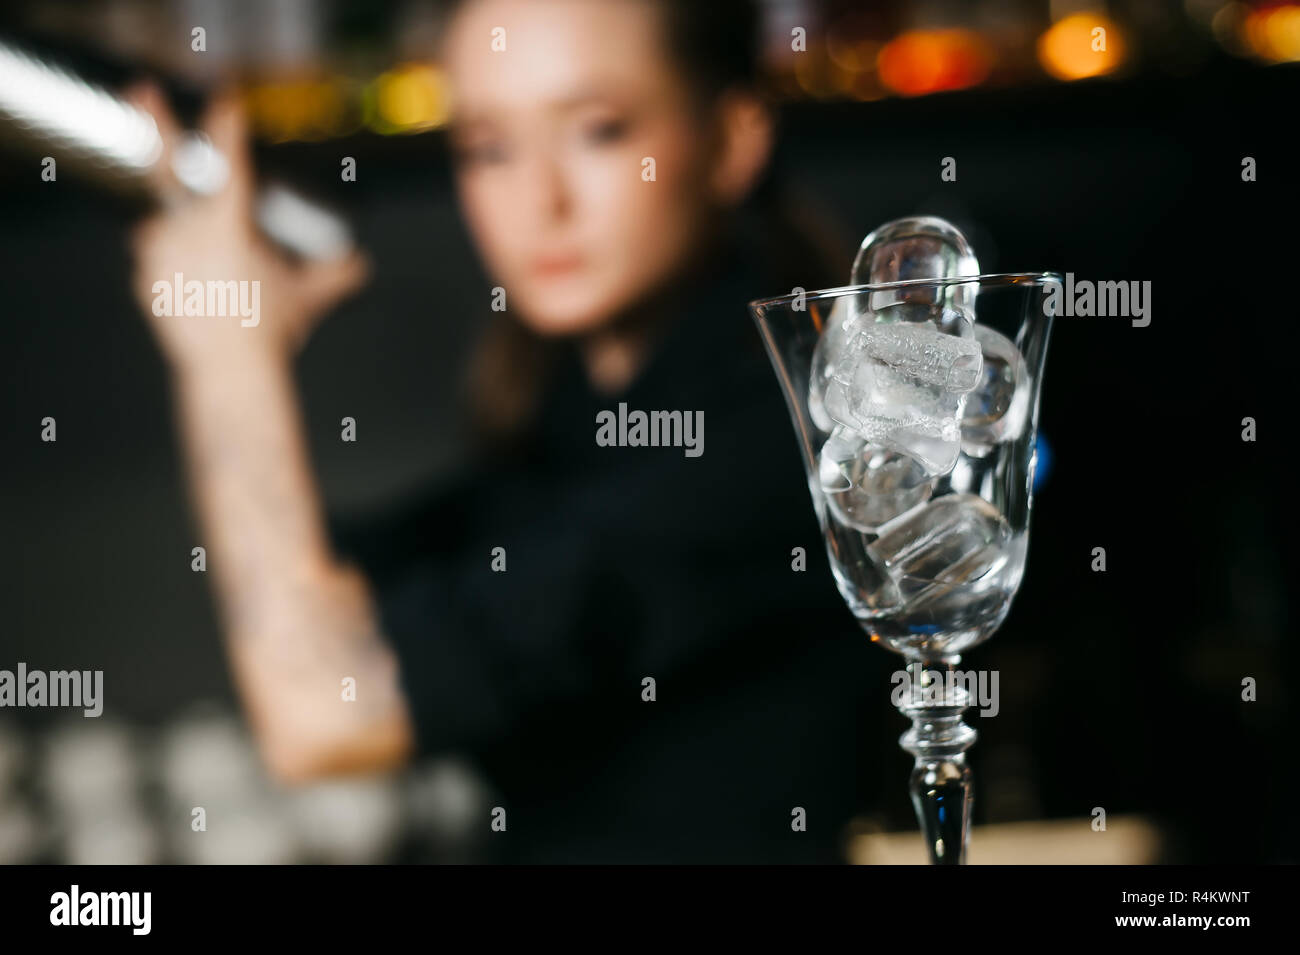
left=120, top=80, right=185, bottom=200
left=287, top=251, right=372, bottom=347
left=199, top=89, right=256, bottom=213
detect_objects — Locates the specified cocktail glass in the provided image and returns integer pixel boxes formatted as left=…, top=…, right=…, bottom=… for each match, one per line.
left=749, top=273, right=1058, bottom=864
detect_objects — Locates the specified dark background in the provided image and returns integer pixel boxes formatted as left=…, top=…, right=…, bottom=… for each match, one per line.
left=0, top=2, right=1295, bottom=863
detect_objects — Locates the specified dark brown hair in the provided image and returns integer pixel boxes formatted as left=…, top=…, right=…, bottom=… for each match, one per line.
left=455, top=0, right=851, bottom=449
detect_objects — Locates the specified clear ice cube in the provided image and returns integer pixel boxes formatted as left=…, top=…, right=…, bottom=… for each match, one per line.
left=817, top=425, right=932, bottom=533
left=960, top=323, right=1031, bottom=457
left=867, top=493, right=1013, bottom=610
left=937, top=448, right=997, bottom=501
left=823, top=318, right=981, bottom=477
left=808, top=296, right=855, bottom=433
left=814, top=216, right=984, bottom=477
left=844, top=316, right=982, bottom=392
left=851, top=215, right=979, bottom=314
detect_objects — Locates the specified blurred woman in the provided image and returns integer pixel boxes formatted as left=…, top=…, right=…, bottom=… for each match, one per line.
left=128, top=0, right=885, bottom=863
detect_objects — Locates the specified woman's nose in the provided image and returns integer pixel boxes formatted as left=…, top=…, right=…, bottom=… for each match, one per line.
left=525, top=146, right=573, bottom=224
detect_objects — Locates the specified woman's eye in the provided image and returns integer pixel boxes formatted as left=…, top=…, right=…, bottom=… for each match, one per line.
left=456, top=140, right=509, bottom=166
left=583, top=117, right=628, bottom=145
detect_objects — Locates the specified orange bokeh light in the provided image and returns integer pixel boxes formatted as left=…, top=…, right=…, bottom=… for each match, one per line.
left=1037, top=12, right=1126, bottom=81
left=877, top=29, right=993, bottom=97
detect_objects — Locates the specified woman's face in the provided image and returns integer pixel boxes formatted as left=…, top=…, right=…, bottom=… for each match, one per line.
left=444, top=0, right=721, bottom=336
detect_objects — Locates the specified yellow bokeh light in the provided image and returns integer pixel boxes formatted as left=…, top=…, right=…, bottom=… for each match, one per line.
left=793, top=49, right=836, bottom=99
left=1244, top=4, right=1300, bottom=62
left=244, top=77, right=353, bottom=143
left=371, top=64, right=450, bottom=133
left=1037, top=12, right=1126, bottom=81
left=826, top=31, right=880, bottom=75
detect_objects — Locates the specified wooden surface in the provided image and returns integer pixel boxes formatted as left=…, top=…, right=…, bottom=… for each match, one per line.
left=847, top=815, right=1161, bottom=865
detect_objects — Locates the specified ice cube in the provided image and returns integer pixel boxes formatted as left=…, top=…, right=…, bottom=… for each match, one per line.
left=808, top=296, right=856, bottom=432
left=815, top=215, right=987, bottom=477
left=823, top=320, right=981, bottom=477
left=938, top=448, right=997, bottom=501
left=824, top=522, right=903, bottom=613
left=845, top=319, right=982, bottom=392
left=873, top=298, right=974, bottom=338
left=868, top=493, right=1013, bottom=609
left=851, top=215, right=979, bottom=314
left=817, top=425, right=932, bottom=533
left=960, top=323, right=1031, bottom=457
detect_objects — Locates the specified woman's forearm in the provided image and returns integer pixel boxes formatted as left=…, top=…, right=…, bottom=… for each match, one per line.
left=171, top=353, right=413, bottom=780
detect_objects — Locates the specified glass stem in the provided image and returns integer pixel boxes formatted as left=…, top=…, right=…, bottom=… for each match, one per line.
left=897, top=659, right=977, bottom=865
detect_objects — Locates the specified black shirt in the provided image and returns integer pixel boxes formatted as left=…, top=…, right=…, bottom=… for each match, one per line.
left=328, top=243, right=891, bottom=863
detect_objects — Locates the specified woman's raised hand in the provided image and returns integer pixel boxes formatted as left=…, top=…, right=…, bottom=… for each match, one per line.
left=124, top=83, right=369, bottom=376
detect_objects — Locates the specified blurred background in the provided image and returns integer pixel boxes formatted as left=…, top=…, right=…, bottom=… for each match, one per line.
left=0, top=0, right=1295, bottom=863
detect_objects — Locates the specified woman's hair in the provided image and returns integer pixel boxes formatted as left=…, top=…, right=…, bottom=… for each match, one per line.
left=459, top=0, right=852, bottom=449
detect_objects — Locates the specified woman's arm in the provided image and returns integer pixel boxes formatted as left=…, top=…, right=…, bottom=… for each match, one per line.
left=172, top=355, right=414, bottom=782
left=128, top=86, right=413, bottom=782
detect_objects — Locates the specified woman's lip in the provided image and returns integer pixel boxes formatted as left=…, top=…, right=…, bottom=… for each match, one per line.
left=532, top=254, right=585, bottom=276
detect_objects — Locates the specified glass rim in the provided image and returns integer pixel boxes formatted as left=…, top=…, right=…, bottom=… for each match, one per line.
left=747, top=271, right=1064, bottom=311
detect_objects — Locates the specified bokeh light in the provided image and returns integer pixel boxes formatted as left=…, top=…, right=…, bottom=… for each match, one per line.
left=366, top=63, right=450, bottom=135
left=877, top=29, right=994, bottom=97
left=243, top=77, right=355, bottom=143
left=1243, top=3, right=1300, bottom=61
left=1037, top=12, right=1127, bottom=81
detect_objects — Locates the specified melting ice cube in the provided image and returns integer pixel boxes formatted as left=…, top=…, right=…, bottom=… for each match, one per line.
left=817, top=425, right=932, bottom=533
left=812, top=216, right=985, bottom=477
left=868, top=493, right=1014, bottom=610
left=808, top=296, right=856, bottom=433
left=823, top=319, right=981, bottom=477
left=851, top=215, right=980, bottom=315
left=960, top=323, right=1031, bottom=457
left=843, top=316, right=982, bottom=392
